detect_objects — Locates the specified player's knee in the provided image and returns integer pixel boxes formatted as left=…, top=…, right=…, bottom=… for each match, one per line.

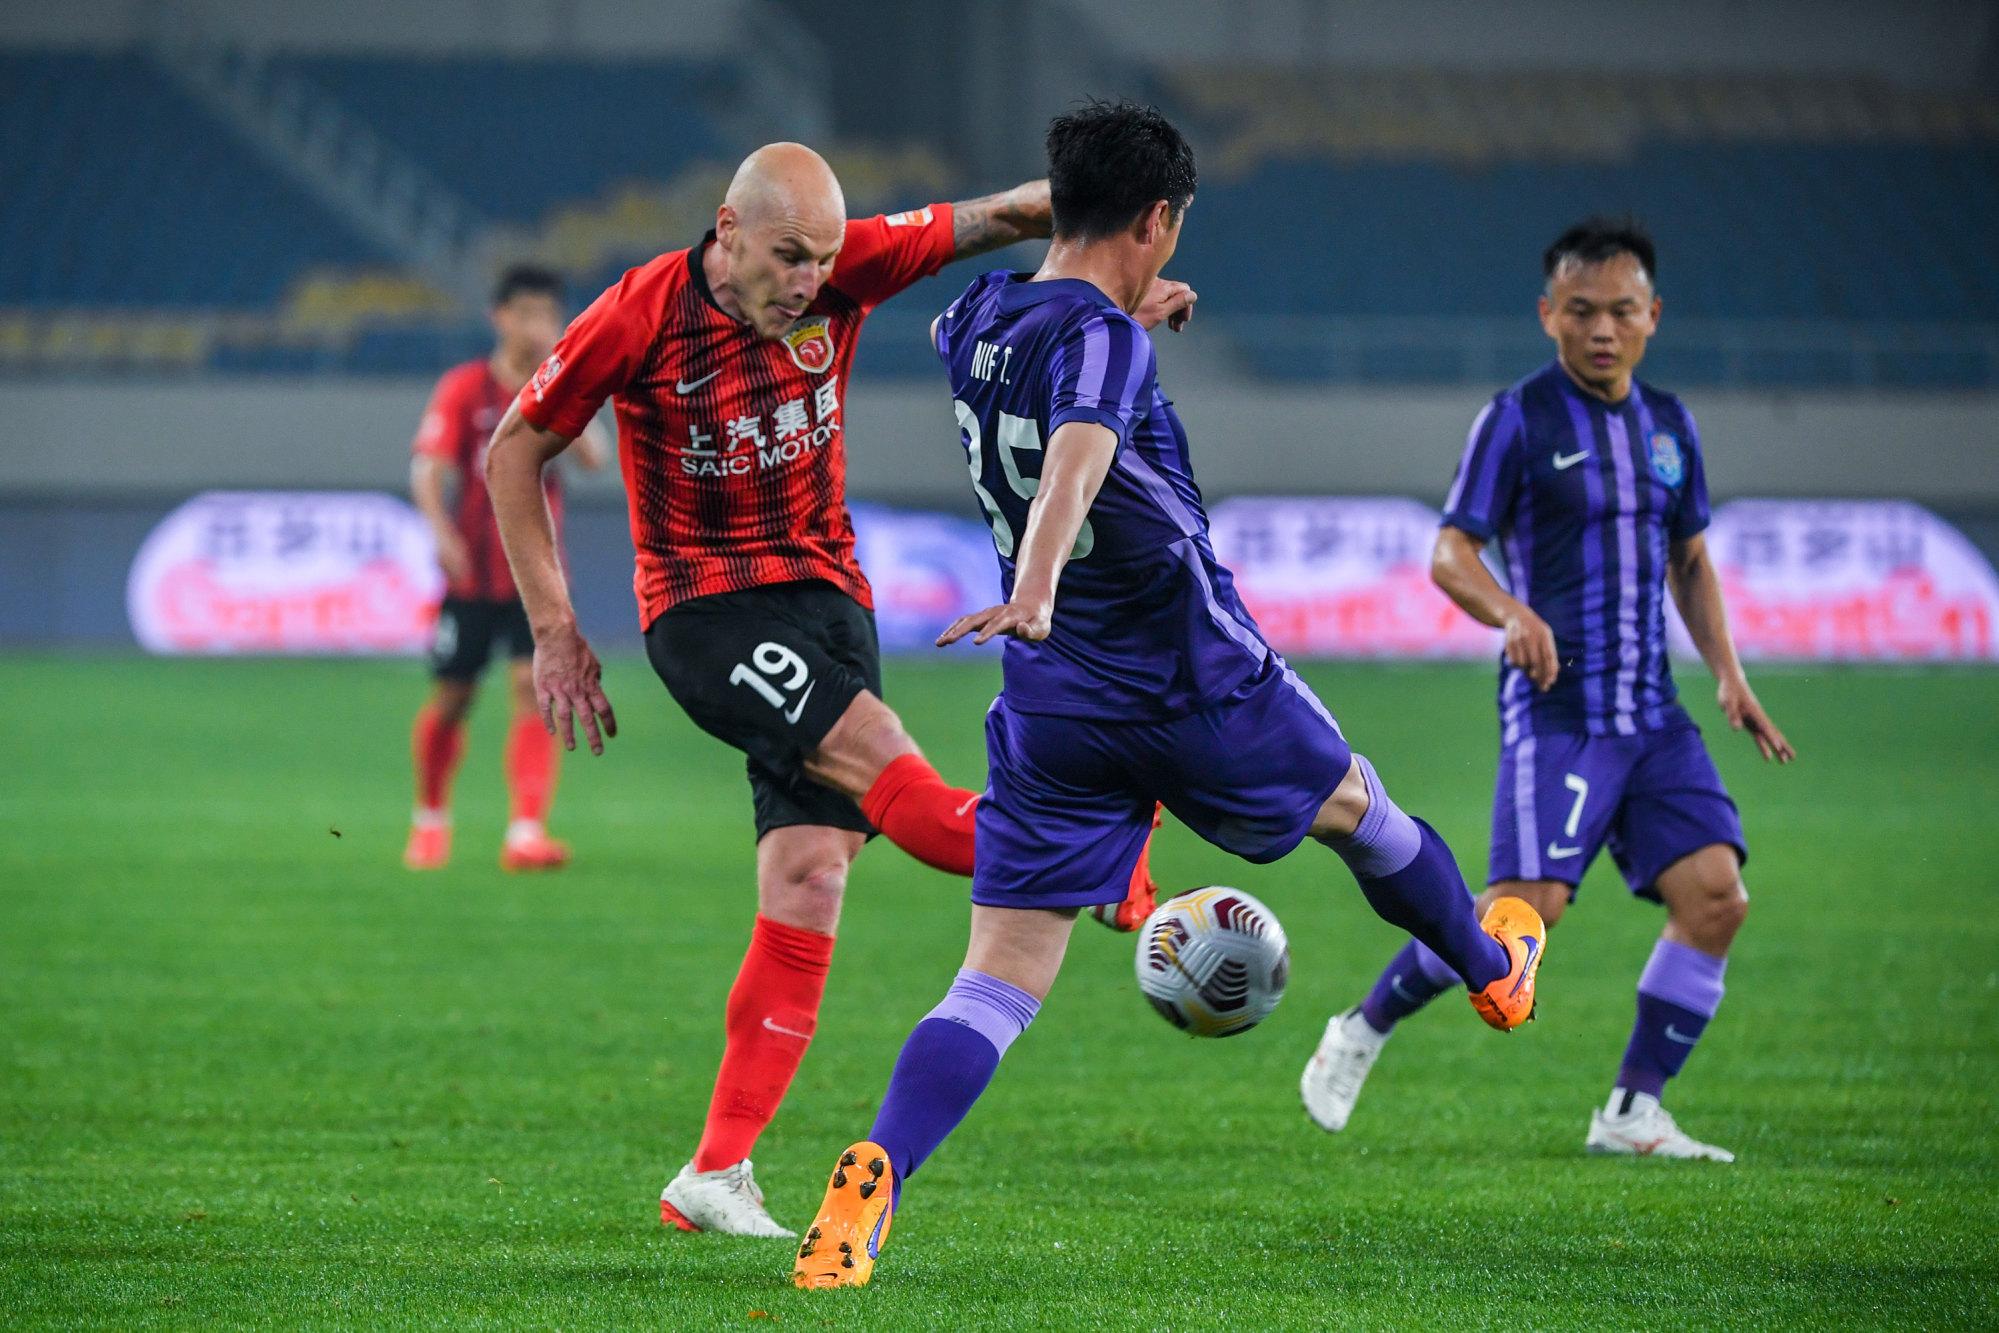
left=1484, top=880, right=1570, bottom=929
left=1310, top=755, right=1374, bottom=841
left=1673, top=870, right=1747, bottom=942
left=431, top=682, right=475, bottom=724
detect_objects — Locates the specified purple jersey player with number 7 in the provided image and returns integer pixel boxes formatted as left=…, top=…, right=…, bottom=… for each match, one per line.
left=1303, top=217, right=1797, bottom=1162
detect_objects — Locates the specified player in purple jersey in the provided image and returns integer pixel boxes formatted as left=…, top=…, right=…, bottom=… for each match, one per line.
left=1302, top=217, right=1796, bottom=1162
left=791, top=101, right=1547, bottom=1291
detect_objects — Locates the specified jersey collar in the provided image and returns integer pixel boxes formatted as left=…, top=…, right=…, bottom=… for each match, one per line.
left=994, top=272, right=1118, bottom=314
left=687, top=232, right=742, bottom=322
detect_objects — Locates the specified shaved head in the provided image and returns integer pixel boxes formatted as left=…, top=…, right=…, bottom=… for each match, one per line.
left=707, top=143, right=850, bottom=340
left=725, top=142, right=846, bottom=231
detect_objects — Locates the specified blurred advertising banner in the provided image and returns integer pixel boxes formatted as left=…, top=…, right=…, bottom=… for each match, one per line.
left=850, top=502, right=1001, bottom=653
left=1209, top=497, right=1501, bottom=658
left=127, top=492, right=442, bottom=654
left=1670, top=500, right=1999, bottom=661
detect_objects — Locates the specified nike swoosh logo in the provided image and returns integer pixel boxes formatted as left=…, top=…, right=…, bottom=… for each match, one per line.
left=675, top=370, right=721, bottom=394
left=1389, top=973, right=1425, bottom=1004
left=1546, top=842, right=1583, bottom=859
left=1507, top=935, right=1540, bottom=998
left=761, top=1017, right=811, bottom=1040
left=1664, top=1024, right=1700, bottom=1045
left=782, top=680, right=815, bottom=725
left=954, top=794, right=979, bottom=817
left=1552, top=450, right=1591, bottom=470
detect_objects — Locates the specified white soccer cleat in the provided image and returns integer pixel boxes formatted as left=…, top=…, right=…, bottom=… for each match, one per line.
left=1586, top=1091, right=1735, bottom=1162
left=659, top=1159, right=796, bottom=1237
left=1300, top=1007, right=1390, bottom=1133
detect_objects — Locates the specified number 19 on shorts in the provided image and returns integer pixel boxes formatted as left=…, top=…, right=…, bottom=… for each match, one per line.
left=731, top=642, right=815, bottom=725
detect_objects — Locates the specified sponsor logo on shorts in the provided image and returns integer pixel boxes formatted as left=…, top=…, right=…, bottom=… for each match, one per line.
left=1648, top=431, right=1685, bottom=486
left=1545, top=841, right=1583, bottom=859
left=783, top=316, right=836, bottom=375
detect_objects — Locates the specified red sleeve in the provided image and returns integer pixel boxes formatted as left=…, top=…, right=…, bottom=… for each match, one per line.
left=516, top=257, right=671, bottom=438
left=412, top=366, right=471, bottom=464
left=829, top=203, right=957, bottom=310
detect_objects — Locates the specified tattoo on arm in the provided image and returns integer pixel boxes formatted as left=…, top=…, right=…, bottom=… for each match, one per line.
left=951, top=181, right=1053, bottom=259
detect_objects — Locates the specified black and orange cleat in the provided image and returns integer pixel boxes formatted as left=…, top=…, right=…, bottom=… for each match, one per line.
left=1468, top=895, right=1545, bottom=1031
left=793, top=1142, right=894, bottom=1289
left=1090, top=803, right=1164, bottom=932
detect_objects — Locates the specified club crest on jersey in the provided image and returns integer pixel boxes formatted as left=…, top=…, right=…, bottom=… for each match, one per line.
left=1648, top=431, right=1685, bottom=486
left=783, top=316, right=836, bottom=375
left=529, top=353, right=563, bottom=402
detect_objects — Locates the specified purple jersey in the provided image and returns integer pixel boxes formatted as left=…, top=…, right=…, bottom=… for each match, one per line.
left=936, top=272, right=1269, bottom=720
left=1443, top=361, right=1711, bottom=739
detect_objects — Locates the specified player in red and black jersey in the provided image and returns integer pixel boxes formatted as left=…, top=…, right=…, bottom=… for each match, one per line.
left=484, top=144, right=1160, bottom=1236
left=405, top=265, right=606, bottom=873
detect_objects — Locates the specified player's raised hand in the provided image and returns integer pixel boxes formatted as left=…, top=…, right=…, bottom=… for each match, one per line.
left=1134, top=278, right=1197, bottom=333
left=533, top=623, right=618, bottom=755
left=937, top=599, right=1053, bottom=647
left=1718, top=673, right=1794, bottom=764
left=1503, top=604, right=1560, bottom=691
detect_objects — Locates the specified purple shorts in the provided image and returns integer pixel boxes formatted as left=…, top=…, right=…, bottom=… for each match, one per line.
left=972, top=657, right=1352, bottom=911
left=1489, top=714, right=1745, bottom=901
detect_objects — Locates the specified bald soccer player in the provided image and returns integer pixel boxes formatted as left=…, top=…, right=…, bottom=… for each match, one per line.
left=485, top=144, right=1161, bottom=1236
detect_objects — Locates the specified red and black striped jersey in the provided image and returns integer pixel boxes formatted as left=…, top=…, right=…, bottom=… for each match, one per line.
left=516, top=205, right=956, bottom=629
left=415, top=358, right=563, bottom=602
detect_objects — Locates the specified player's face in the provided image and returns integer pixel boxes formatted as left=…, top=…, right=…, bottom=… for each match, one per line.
left=717, top=205, right=845, bottom=341
left=1538, top=253, right=1660, bottom=395
left=492, top=292, right=563, bottom=364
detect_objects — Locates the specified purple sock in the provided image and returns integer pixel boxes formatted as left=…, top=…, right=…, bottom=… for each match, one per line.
left=1327, top=763, right=1507, bottom=993
left=1358, top=938, right=1464, bottom=1034
left=1616, top=939, right=1727, bottom=1101
left=869, top=969, right=1039, bottom=1201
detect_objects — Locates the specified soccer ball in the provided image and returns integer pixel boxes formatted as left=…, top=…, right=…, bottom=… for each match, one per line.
left=1134, top=887, right=1289, bottom=1037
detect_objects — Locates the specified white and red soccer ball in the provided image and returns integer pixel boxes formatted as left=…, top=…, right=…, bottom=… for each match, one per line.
left=1135, top=887, right=1289, bottom=1038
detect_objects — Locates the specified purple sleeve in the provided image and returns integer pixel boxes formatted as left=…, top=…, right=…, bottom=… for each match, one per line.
left=1049, top=312, right=1153, bottom=449
left=1440, top=395, right=1525, bottom=540
left=1671, top=409, right=1711, bottom=540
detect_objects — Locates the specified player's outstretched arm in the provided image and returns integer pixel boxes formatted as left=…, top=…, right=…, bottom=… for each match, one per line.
left=1668, top=534, right=1794, bottom=763
left=939, top=421, right=1117, bottom=647
left=1432, top=525, right=1559, bottom=691
left=485, top=403, right=617, bottom=755
left=949, top=180, right=1052, bottom=260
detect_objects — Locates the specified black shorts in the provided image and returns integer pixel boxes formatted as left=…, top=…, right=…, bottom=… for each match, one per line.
left=429, top=596, right=534, bottom=680
left=644, top=580, right=882, bottom=840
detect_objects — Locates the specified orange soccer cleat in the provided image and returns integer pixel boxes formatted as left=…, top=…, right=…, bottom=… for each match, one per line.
left=794, top=1142, right=895, bottom=1289
left=1090, top=803, right=1164, bottom=932
left=499, top=823, right=570, bottom=873
left=403, top=815, right=452, bottom=870
left=1468, top=895, right=1546, bottom=1031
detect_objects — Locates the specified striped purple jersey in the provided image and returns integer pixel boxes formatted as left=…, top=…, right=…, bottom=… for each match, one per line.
left=1443, top=360, right=1711, bottom=738
left=935, top=271, right=1270, bottom=720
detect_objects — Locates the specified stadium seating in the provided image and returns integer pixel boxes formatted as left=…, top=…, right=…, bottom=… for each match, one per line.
left=1, top=52, right=1993, bottom=385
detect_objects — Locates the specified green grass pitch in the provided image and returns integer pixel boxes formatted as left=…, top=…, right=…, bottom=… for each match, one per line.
left=2, top=655, right=1995, bottom=1330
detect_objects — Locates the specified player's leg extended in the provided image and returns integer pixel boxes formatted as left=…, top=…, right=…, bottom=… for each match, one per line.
left=1312, top=755, right=1539, bottom=1030
left=663, top=823, right=858, bottom=1236
left=795, top=904, right=1071, bottom=1289
left=405, top=675, right=473, bottom=869
left=1306, top=876, right=1568, bottom=1131
left=810, top=692, right=1160, bottom=922
left=500, top=655, right=568, bottom=871
left=1590, top=843, right=1745, bottom=1161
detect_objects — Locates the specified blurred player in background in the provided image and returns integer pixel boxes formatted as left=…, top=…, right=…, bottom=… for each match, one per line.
left=792, top=101, right=1545, bottom=1290
left=404, top=265, right=607, bottom=872
left=1302, top=218, right=1795, bottom=1160
left=484, top=143, right=1159, bottom=1237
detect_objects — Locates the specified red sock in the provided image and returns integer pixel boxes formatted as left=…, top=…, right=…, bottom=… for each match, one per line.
left=859, top=753, right=978, bottom=877
left=692, top=915, right=836, bottom=1172
left=411, top=704, right=465, bottom=813
left=505, top=713, right=558, bottom=823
